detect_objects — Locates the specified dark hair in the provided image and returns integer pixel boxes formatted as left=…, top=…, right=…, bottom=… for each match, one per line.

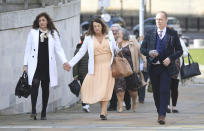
left=80, top=34, right=85, bottom=43
left=87, top=17, right=109, bottom=36
left=121, top=28, right=130, bottom=41
left=32, top=12, right=59, bottom=36
left=157, top=11, right=168, bottom=19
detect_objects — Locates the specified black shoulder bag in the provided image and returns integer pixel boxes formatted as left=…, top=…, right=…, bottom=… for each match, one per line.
left=180, top=53, right=201, bottom=79
left=68, top=80, right=81, bottom=97
left=15, top=71, right=31, bottom=98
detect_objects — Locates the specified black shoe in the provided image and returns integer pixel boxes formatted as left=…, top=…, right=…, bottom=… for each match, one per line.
left=100, top=115, right=107, bottom=120
left=166, top=108, right=171, bottom=113
left=158, top=116, right=165, bottom=125
left=158, top=119, right=165, bottom=125
left=30, top=113, right=37, bottom=120
left=126, top=105, right=131, bottom=110
left=107, top=106, right=116, bottom=111
left=41, top=116, right=47, bottom=120
left=172, top=109, right=179, bottom=113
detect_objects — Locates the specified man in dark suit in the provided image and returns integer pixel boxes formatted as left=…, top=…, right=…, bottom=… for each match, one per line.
left=140, top=11, right=183, bottom=125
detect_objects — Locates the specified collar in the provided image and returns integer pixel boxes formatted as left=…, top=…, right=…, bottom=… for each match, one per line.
left=40, top=28, right=48, bottom=33
left=39, top=29, right=49, bottom=42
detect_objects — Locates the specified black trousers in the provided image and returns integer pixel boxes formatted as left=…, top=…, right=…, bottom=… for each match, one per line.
left=109, top=89, right=131, bottom=109
left=79, top=78, right=87, bottom=106
left=169, top=78, right=179, bottom=106
left=138, top=71, right=149, bottom=102
left=31, top=78, right=49, bottom=117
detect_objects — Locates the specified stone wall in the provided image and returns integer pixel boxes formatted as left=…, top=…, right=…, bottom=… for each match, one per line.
left=0, top=0, right=77, bottom=13
left=0, top=0, right=81, bottom=114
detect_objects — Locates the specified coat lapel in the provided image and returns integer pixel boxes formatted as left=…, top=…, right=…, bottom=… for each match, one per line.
left=90, top=36, right=94, bottom=56
left=151, top=29, right=157, bottom=49
left=48, top=32, right=53, bottom=59
left=34, top=29, right=39, bottom=54
left=165, top=28, right=171, bottom=49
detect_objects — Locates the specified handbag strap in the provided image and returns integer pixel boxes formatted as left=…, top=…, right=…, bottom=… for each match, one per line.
left=182, top=53, right=193, bottom=66
left=22, top=71, right=28, bottom=79
left=188, top=53, right=194, bottom=63
left=185, top=53, right=195, bottom=65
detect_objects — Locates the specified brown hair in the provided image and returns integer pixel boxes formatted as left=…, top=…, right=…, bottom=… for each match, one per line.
left=87, top=17, right=109, bottom=36
left=32, top=12, right=59, bottom=36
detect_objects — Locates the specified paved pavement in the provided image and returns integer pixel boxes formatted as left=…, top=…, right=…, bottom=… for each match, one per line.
left=0, top=76, right=204, bottom=130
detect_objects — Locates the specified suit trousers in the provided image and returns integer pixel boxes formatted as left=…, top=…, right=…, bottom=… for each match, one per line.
left=149, top=64, right=171, bottom=116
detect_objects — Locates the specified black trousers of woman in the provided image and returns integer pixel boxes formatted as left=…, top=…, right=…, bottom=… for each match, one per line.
left=169, top=78, right=179, bottom=106
left=31, top=78, right=49, bottom=118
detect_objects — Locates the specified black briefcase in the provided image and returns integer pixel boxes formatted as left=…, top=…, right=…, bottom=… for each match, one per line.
left=68, top=80, right=81, bottom=97
left=180, top=53, right=201, bottom=79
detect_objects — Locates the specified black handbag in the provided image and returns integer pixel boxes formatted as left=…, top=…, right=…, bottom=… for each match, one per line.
left=15, top=71, right=31, bottom=98
left=180, top=53, right=201, bottom=79
left=125, top=72, right=142, bottom=90
left=167, top=61, right=179, bottom=77
left=68, top=80, right=81, bottom=97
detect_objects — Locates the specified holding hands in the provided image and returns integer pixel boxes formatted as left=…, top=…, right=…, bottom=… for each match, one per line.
left=63, top=62, right=71, bottom=71
left=23, top=65, right=28, bottom=72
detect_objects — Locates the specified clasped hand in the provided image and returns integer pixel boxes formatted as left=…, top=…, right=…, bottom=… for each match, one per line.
left=163, top=57, right=171, bottom=67
left=63, top=62, right=71, bottom=71
left=149, top=50, right=158, bottom=58
left=149, top=50, right=171, bottom=66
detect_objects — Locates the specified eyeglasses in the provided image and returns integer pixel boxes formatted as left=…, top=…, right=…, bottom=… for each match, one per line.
left=112, top=30, right=119, bottom=33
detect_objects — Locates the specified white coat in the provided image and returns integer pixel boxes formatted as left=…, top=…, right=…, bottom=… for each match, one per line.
left=69, top=31, right=118, bottom=74
left=24, top=29, right=67, bottom=87
left=177, top=38, right=189, bottom=79
left=180, top=38, right=189, bottom=67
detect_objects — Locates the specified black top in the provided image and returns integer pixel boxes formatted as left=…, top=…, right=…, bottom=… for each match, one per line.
left=34, top=31, right=50, bottom=81
left=73, top=43, right=89, bottom=81
left=121, top=45, right=134, bottom=70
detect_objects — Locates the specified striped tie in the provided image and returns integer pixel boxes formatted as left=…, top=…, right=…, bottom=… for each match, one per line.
left=159, top=31, right=163, bottom=39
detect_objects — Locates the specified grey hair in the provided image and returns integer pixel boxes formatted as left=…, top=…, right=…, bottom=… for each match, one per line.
left=157, top=11, right=168, bottom=19
left=111, top=23, right=122, bottom=30
left=121, top=28, right=130, bottom=41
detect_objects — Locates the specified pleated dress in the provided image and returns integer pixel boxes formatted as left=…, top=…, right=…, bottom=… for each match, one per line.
left=80, top=36, right=115, bottom=104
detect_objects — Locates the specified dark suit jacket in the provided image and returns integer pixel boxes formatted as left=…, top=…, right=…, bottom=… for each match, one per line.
left=140, top=27, right=183, bottom=76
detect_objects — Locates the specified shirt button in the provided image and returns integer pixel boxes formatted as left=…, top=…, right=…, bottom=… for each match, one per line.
left=34, top=49, right=35, bottom=51
left=32, top=56, right=34, bottom=58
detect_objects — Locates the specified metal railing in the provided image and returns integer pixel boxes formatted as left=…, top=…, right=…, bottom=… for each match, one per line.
left=0, top=0, right=77, bottom=13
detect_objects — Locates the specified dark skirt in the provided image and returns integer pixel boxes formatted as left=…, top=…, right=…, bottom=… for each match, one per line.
left=114, top=77, right=126, bottom=92
left=125, top=73, right=140, bottom=91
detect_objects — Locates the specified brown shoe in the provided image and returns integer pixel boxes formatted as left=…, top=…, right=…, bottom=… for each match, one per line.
left=158, top=115, right=165, bottom=125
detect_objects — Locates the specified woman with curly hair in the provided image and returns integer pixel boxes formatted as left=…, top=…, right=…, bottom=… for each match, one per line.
left=23, top=12, right=69, bottom=120
left=67, top=17, right=118, bottom=120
